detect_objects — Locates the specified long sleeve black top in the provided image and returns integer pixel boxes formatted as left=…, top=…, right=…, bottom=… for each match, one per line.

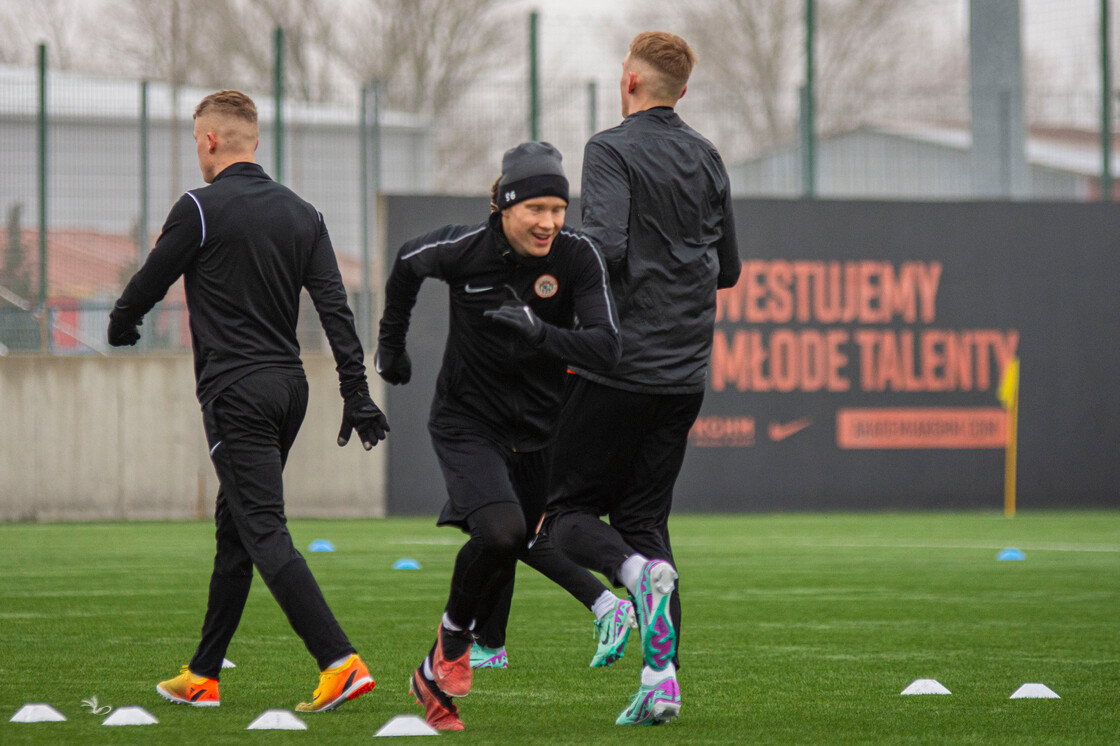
left=113, top=162, right=367, bottom=404
left=379, top=211, right=620, bottom=452
left=577, top=106, right=742, bottom=394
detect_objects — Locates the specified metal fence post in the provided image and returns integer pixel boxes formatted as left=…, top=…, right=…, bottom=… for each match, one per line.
left=1101, top=0, right=1112, bottom=201
left=371, top=80, right=382, bottom=343
left=359, top=84, right=370, bottom=346
left=139, top=80, right=150, bottom=264
left=801, top=0, right=817, bottom=198
left=37, top=43, right=49, bottom=352
left=273, top=26, right=285, bottom=184
left=529, top=11, right=539, bottom=141
left=358, top=80, right=383, bottom=349
left=587, top=80, right=598, bottom=138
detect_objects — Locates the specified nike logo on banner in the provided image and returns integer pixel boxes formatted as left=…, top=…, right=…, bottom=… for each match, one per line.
left=768, top=418, right=812, bottom=442
left=465, top=284, right=492, bottom=293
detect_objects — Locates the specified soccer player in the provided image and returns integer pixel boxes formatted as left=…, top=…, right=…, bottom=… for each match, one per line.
left=375, top=142, right=625, bottom=731
left=107, top=90, right=387, bottom=712
left=547, top=32, right=743, bottom=725
left=466, top=176, right=639, bottom=674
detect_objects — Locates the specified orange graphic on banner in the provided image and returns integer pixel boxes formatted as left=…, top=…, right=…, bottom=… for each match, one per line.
left=837, top=408, right=1007, bottom=449
left=689, top=416, right=757, bottom=447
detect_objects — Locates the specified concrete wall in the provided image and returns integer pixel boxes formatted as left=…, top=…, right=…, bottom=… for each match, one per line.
left=0, top=354, right=385, bottom=521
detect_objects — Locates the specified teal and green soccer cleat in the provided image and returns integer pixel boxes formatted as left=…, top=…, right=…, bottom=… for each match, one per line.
left=635, top=559, right=678, bottom=671
left=615, top=674, right=681, bottom=725
left=590, top=598, right=637, bottom=667
left=470, top=643, right=508, bottom=669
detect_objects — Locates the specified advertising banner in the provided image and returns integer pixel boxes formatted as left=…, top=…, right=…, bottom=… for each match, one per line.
left=384, top=197, right=1120, bottom=514
left=684, top=199, right=1118, bottom=511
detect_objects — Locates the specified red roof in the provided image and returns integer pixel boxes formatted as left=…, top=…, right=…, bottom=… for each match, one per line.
left=1, top=229, right=363, bottom=307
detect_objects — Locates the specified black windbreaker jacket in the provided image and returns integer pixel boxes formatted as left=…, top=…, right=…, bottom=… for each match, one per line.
left=576, top=106, right=742, bottom=394
left=113, top=162, right=367, bottom=404
left=379, top=211, right=621, bottom=452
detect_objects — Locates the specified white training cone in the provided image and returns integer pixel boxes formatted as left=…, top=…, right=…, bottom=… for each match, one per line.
left=246, top=709, right=308, bottom=730
left=1010, top=683, right=1060, bottom=699
left=102, top=706, right=158, bottom=725
left=10, top=703, right=66, bottom=722
left=375, top=714, right=441, bottom=737
left=901, top=679, right=951, bottom=695
left=221, top=658, right=237, bottom=669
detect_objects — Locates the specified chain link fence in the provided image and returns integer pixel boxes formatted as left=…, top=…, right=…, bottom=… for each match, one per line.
left=1, top=0, right=1114, bottom=355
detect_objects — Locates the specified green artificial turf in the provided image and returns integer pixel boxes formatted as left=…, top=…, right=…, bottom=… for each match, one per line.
left=1, top=512, right=1117, bottom=744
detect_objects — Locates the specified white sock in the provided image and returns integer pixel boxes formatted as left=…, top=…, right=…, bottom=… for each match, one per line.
left=619, top=553, right=648, bottom=596
left=326, top=655, right=351, bottom=670
left=591, top=590, right=618, bottom=619
left=441, top=611, right=464, bottom=632
left=642, top=662, right=676, bottom=685
left=422, top=657, right=434, bottom=679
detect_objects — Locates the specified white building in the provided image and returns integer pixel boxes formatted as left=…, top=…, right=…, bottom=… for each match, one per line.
left=729, top=122, right=1120, bottom=201
left=0, top=64, right=433, bottom=259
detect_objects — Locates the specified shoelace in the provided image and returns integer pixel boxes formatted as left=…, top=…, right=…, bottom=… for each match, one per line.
left=594, top=616, right=612, bottom=643
left=595, top=605, right=628, bottom=643
left=81, top=696, right=112, bottom=715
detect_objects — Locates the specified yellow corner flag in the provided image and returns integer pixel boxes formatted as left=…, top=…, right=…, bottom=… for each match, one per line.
left=998, top=357, right=1020, bottom=517
left=998, top=357, right=1020, bottom=408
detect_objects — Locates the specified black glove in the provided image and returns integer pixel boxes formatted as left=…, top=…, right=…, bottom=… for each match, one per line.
left=374, top=344, right=412, bottom=385
left=484, top=285, right=545, bottom=344
left=337, top=386, right=390, bottom=450
left=107, top=304, right=141, bottom=347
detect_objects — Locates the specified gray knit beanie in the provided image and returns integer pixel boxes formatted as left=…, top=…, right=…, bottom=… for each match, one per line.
left=497, top=141, right=569, bottom=210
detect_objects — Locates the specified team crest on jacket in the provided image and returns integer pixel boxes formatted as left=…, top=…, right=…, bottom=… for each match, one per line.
left=534, top=274, right=558, bottom=298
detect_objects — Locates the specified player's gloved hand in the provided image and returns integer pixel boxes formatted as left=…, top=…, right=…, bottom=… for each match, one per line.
left=374, top=343, right=411, bottom=385
left=107, top=303, right=141, bottom=347
left=484, top=285, right=545, bottom=345
left=337, top=385, right=389, bottom=450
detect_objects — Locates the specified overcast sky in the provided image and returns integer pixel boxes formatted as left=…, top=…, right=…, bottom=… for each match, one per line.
left=513, top=0, right=1106, bottom=95
left=1, top=0, right=1110, bottom=97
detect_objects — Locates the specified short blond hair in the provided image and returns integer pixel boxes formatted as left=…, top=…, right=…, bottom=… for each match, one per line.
left=193, top=90, right=258, bottom=124
left=629, top=31, right=697, bottom=99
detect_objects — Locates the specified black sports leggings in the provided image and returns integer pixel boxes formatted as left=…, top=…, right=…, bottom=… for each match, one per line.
left=445, top=502, right=526, bottom=629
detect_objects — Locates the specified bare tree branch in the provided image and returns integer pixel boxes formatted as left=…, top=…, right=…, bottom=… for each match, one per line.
left=339, top=0, right=516, bottom=190
left=341, top=0, right=513, bottom=118
left=681, top=0, right=959, bottom=160
left=0, top=0, right=97, bottom=68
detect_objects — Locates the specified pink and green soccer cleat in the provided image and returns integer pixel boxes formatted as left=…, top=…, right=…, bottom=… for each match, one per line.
left=470, top=643, right=508, bottom=669
left=615, top=674, right=681, bottom=725
left=591, top=598, right=637, bottom=667
left=635, top=559, right=678, bottom=671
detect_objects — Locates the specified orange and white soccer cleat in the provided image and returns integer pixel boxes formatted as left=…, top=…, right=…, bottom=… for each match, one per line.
left=156, top=665, right=220, bottom=707
left=295, top=654, right=375, bottom=712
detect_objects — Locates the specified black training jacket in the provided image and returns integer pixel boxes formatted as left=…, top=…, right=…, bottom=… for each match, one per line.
left=576, top=106, right=742, bottom=394
left=113, top=162, right=366, bottom=404
left=379, top=211, right=621, bottom=453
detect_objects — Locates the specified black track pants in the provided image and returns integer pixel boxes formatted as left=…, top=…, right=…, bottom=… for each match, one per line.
left=548, top=375, right=704, bottom=667
left=189, top=371, right=354, bottom=678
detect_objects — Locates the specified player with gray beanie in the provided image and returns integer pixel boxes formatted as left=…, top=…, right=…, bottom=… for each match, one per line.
left=495, top=141, right=569, bottom=210
left=375, top=142, right=627, bottom=731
